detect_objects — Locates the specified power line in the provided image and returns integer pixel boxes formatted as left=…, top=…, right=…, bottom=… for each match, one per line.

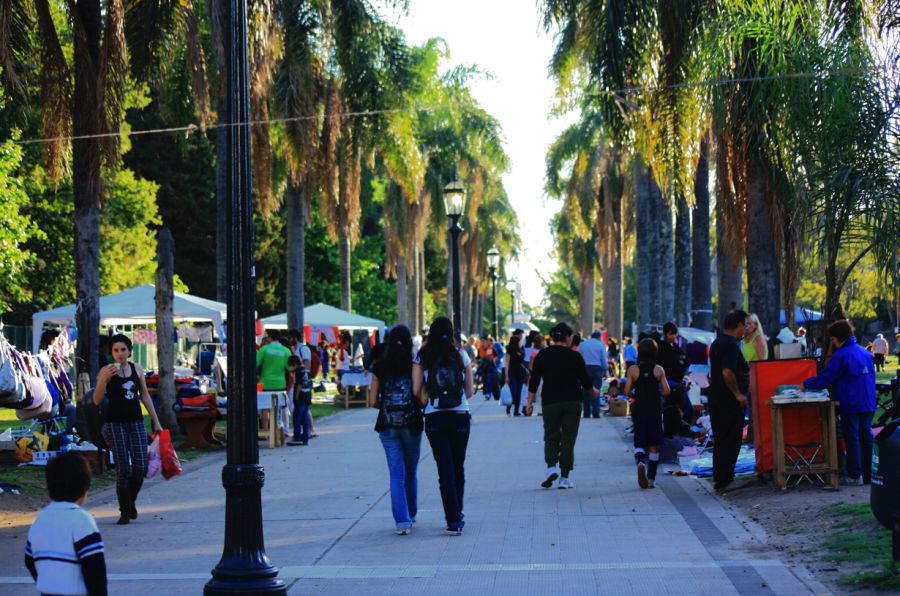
left=13, top=108, right=404, bottom=146
left=10, top=68, right=881, bottom=146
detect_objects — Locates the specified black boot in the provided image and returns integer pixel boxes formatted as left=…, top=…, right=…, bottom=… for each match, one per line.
left=115, top=487, right=132, bottom=525
left=127, top=477, right=143, bottom=520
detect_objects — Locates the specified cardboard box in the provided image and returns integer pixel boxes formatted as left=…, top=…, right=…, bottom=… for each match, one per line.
left=774, top=343, right=802, bottom=359
left=608, top=398, right=630, bottom=417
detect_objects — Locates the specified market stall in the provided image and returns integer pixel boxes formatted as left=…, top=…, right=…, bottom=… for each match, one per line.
left=260, top=303, right=385, bottom=341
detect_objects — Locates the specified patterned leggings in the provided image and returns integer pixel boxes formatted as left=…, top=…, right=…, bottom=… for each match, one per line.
left=102, top=421, right=149, bottom=487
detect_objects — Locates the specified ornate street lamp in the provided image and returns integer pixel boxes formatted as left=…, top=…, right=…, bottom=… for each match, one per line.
left=443, top=178, right=466, bottom=333
left=205, top=0, right=285, bottom=593
left=486, top=248, right=500, bottom=338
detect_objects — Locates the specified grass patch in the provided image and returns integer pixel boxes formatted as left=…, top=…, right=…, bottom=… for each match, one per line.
left=0, top=461, right=117, bottom=495
left=875, top=355, right=898, bottom=385
left=819, top=501, right=900, bottom=591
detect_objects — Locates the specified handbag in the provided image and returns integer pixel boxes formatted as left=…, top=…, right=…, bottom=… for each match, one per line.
left=158, top=429, right=183, bottom=480
left=146, top=434, right=161, bottom=478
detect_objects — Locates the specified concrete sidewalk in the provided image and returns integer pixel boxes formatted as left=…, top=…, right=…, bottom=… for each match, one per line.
left=0, top=395, right=830, bottom=595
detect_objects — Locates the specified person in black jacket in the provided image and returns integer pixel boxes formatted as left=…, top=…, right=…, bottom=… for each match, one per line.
left=657, top=322, right=691, bottom=422
left=524, top=322, right=599, bottom=489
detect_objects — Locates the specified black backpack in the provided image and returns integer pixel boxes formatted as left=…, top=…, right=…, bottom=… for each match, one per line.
left=380, top=376, right=415, bottom=427
left=426, top=355, right=464, bottom=410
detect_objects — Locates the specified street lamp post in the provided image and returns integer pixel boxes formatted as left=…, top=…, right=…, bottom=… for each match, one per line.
left=204, top=0, right=285, bottom=593
left=443, top=178, right=467, bottom=334
left=487, top=248, right=500, bottom=338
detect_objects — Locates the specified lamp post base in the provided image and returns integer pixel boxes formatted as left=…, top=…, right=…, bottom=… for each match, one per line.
left=204, top=577, right=286, bottom=596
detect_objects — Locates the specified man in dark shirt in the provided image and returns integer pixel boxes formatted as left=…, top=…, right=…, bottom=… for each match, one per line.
left=657, top=322, right=690, bottom=422
left=708, top=310, right=750, bottom=492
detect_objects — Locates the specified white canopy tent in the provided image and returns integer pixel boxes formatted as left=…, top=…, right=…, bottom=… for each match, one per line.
left=31, top=284, right=228, bottom=348
left=261, top=303, right=385, bottom=336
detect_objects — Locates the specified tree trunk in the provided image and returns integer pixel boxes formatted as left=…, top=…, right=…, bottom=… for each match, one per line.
left=285, top=181, right=306, bottom=329
left=339, top=236, right=351, bottom=311
left=716, top=200, right=743, bottom=326
left=658, top=188, right=674, bottom=324
left=155, top=229, right=178, bottom=430
left=691, top=139, right=713, bottom=330
left=210, top=0, right=228, bottom=303
left=72, top=0, right=103, bottom=384
left=674, top=194, right=691, bottom=326
left=578, top=262, right=595, bottom=335
left=745, top=158, right=781, bottom=339
left=417, top=245, right=425, bottom=332
left=396, top=257, right=408, bottom=326
left=635, top=161, right=652, bottom=332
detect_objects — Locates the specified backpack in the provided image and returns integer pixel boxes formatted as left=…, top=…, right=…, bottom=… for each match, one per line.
left=426, top=355, right=464, bottom=410
left=380, top=376, right=415, bottom=427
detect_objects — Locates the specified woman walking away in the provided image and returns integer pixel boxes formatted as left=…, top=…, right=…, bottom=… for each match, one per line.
left=503, top=335, right=527, bottom=416
left=525, top=322, right=598, bottom=489
left=93, top=334, right=162, bottom=524
left=623, top=339, right=671, bottom=489
left=368, top=325, right=422, bottom=535
left=413, top=317, right=473, bottom=535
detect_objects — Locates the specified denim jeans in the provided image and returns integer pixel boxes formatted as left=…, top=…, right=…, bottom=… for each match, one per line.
left=292, top=400, right=310, bottom=443
left=507, top=375, right=525, bottom=415
left=425, top=412, right=471, bottom=530
left=840, top=411, right=874, bottom=482
left=378, top=427, right=422, bottom=529
left=482, top=367, right=500, bottom=400
left=584, top=365, right=605, bottom=418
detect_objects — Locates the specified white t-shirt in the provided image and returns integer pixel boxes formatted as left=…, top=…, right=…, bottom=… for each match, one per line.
left=417, top=348, right=471, bottom=415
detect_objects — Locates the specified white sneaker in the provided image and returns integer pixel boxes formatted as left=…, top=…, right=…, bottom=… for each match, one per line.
left=541, top=467, right=559, bottom=488
left=647, top=478, right=655, bottom=489
left=558, top=476, right=574, bottom=489
left=395, top=528, right=410, bottom=536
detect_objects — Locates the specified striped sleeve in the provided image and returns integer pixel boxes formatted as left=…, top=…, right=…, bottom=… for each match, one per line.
left=24, top=540, right=36, bottom=580
left=74, top=532, right=104, bottom=560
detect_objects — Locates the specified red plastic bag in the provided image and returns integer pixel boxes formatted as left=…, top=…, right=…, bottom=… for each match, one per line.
left=157, top=429, right=182, bottom=480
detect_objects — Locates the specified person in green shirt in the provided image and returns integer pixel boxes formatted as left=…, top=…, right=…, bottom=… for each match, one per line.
left=256, top=330, right=293, bottom=431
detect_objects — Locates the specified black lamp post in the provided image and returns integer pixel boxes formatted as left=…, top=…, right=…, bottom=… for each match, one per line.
left=443, top=178, right=467, bottom=334
left=487, top=248, right=500, bottom=338
left=204, top=0, right=285, bottom=593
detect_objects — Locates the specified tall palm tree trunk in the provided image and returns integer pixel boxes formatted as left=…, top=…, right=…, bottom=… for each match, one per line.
left=659, top=188, right=675, bottom=324
left=691, top=139, right=712, bottom=330
left=578, top=262, right=595, bottom=335
left=72, top=0, right=104, bottom=383
left=339, top=236, right=351, bottom=311
left=210, top=0, right=228, bottom=302
left=746, top=158, right=781, bottom=338
left=396, top=258, right=408, bottom=325
left=635, top=161, right=652, bottom=332
left=674, top=194, right=691, bottom=326
left=285, top=181, right=306, bottom=329
left=417, top=245, right=425, bottom=332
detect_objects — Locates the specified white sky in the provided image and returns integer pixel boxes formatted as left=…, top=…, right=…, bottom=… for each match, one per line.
left=393, top=1, right=575, bottom=307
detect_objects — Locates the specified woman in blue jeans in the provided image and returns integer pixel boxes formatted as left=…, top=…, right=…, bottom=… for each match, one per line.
left=368, top=325, right=422, bottom=535
left=503, top=335, right=527, bottom=416
left=413, top=317, right=474, bottom=535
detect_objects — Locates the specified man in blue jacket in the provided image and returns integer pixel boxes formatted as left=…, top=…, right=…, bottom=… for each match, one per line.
left=801, top=320, right=876, bottom=486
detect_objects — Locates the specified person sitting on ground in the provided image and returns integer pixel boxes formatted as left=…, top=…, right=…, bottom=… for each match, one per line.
left=801, top=320, right=876, bottom=486
left=26, top=452, right=107, bottom=596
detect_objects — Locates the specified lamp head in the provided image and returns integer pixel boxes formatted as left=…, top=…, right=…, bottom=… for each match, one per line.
left=442, top=179, right=467, bottom=217
left=486, top=247, right=500, bottom=270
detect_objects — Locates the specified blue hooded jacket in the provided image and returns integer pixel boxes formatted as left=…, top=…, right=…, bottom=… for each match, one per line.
left=803, top=336, right=876, bottom=414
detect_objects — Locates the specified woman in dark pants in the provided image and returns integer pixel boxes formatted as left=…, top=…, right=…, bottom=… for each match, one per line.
left=413, top=317, right=474, bottom=535
left=525, top=322, right=598, bottom=489
left=93, top=334, right=162, bottom=524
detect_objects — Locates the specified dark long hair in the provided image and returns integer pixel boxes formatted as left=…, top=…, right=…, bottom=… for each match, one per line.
left=417, top=316, right=463, bottom=370
left=378, top=325, right=413, bottom=379
left=506, top=336, right=522, bottom=357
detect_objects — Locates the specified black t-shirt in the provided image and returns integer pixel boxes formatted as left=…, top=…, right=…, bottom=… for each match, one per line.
left=709, top=334, right=749, bottom=404
left=106, top=363, right=144, bottom=423
left=528, top=345, right=592, bottom=405
left=657, top=340, right=688, bottom=383
left=507, top=349, right=527, bottom=380
left=631, top=362, right=662, bottom=417
left=372, top=362, right=423, bottom=432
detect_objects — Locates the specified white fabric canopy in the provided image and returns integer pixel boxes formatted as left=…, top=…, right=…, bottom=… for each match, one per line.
left=31, top=284, right=227, bottom=348
left=678, top=327, right=716, bottom=345
left=261, top=303, right=385, bottom=334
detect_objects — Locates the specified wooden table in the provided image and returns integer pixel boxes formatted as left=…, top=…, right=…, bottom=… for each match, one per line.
left=337, top=372, right=370, bottom=409
left=769, top=395, right=839, bottom=490
left=257, top=391, right=288, bottom=448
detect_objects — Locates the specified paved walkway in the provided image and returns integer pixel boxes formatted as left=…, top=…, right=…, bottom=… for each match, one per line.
left=0, top=395, right=831, bottom=595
